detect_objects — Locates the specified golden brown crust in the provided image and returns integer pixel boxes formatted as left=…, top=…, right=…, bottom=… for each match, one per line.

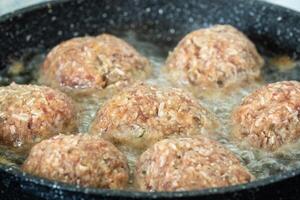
left=22, top=134, right=129, bottom=189
left=89, top=83, right=218, bottom=152
left=135, top=137, right=253, bottom=191
left=40, top=34, right=151, bottom=95
left=0, top=83, right=77, bottom=147
left=165, top=25, right=264, bottom=95
left=232, top=81, right=300, bottom=151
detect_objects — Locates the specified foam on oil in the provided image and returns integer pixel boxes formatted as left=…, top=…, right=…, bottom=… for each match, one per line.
left=123, top=32, right=300, bottom=180
left=1, top=31, right=300, bottom=185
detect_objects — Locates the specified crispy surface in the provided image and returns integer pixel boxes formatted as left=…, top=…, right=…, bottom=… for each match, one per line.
left=89, top=83, right=218, bottom=152
left=22, top=134, right=129, bottom=189
left=0, top=83, right=77, bottom=147
left=165, top=25, right=264, bottom=94
left=135, top=137, right=253, bottom=191
left=40, top=34, right=151, bottom=95
left=232, top=81, right=300, bottom=151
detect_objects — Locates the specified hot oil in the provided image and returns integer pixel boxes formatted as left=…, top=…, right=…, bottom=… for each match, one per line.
left=125, top=32, right=300, bottom=180
left=1, top=32, right=300, bottom=185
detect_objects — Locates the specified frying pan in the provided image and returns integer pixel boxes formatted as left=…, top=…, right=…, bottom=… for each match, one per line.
left=1, top=0, right=300, bottom=199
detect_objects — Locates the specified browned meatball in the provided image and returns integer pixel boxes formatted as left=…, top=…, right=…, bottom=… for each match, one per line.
left=0, top=83, right=77, bottom=147
left=89, top=83, right=218, bottom=152
left=135, top=137, right=253, bottom=191
left=165, top=25, right=264, bottom=96
left=232, top=81, right=300, bottom=151
left=40, top=34, right=151, bottom=96
left=22, top=134, right=129, bottom=189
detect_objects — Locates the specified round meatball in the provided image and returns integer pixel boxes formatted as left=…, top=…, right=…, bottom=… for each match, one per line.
left=135, top=137, right=253, bottom=191
left=232, top=81, right=300, bottom=151
left=0, top=83, right=77, bottom=147
left=165, top=25, right=264, bottom=95
left=22, top=134, right=129, bottom=189
left=89, top=83, right=218, bottom=152
left=40, top=34, right=151, bottom=96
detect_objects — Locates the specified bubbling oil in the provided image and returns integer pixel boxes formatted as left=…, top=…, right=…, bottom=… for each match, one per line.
left=124, top=32, right=300, bottom=179
left=0, top=31, right=300, bottom=185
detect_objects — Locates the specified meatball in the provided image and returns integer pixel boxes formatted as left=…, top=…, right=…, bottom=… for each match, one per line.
left=40, top=34, right=151, bottom=96
left=22, top=134, right=129, bottom=189
left=89, top=83, right=218, bottom=152
left=165, top=25, right=264, bottom=95
left=232, top=81, right=300, bottom=151
left=0, top=83, right=77, bottom=147
left=135, top=137, right=253, bottom=191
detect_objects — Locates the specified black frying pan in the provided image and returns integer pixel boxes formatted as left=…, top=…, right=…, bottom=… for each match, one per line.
left=1, top=0, right=300, bottom=199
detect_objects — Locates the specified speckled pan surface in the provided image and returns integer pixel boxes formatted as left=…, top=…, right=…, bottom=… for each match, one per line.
left=1, top=0, right=300, bottom=199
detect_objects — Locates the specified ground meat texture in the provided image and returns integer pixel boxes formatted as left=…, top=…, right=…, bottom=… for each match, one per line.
left=22, top=134, right=129, bottom=189
left=165, top=25, right=264, bottom=95
left=40, top=34, right=151, bottom=95
left=135, top=137, right=253, bottom=191
left=89, top=83, right=218, bottom=152
left=0, top=83, right=77, bottom=147
left=232, top=81, right=300, bottom=151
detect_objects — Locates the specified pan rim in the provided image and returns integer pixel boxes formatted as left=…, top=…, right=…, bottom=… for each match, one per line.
left=1, top=163, right=300, bottom=198
left=1, top=0, right=300, bottom=198
left=0, top=0, right=72, bottom=23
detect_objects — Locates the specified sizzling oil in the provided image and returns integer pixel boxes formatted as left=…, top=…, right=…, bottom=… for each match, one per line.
left=1, top=32, right=300, bottom=186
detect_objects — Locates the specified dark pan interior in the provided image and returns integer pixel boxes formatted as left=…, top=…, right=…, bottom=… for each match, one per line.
left=1, top=0, right=300, bottom=199
left=1, top=0, right=300, bottom=68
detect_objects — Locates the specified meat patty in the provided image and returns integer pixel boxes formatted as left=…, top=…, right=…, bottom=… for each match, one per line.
left=232, top=81, right=300, bottom=151
left=135, top=136, right=253, bottom=191
left=40, top=34, right=151, bottom=96
left=165, top=25, right=264, bottom=96
left=22, top=134, right=129, bottom=189
left=89, top=83, right=218, bottom=152
left=0, top=83, right=77, bottom=147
